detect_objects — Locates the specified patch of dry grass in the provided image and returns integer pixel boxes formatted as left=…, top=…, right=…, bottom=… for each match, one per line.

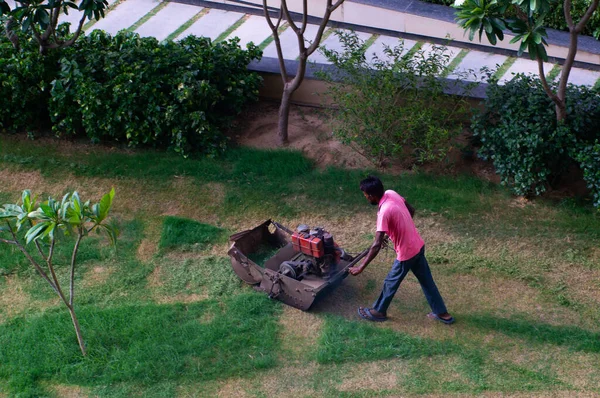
left=43, top=384, right=87, bottom=398
left=0, top=275, right=60, bottom=323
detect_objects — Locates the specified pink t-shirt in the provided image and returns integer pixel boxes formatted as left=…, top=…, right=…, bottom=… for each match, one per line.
left=376, top=190, right=424, bottom=261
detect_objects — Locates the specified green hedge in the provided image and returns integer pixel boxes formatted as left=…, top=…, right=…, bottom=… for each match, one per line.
left=421, top=0, right=600, bottom=39
left=473, top=74, right=600, bottom=206
left=0, top=28, right=262, bottom=156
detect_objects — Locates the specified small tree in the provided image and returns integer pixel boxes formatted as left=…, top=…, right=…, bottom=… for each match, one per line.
left=0, top=0, right=108, bottom=53
left=262, top=0, right=345, bottom=145
left=456, top=0, right=599, bottom=121
left=0, top=189, right=118, bottom=356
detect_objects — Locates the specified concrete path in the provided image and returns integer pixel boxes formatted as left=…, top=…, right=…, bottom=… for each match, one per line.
left=135, top=2, right=199, bottom=41
left=263, top=24, right=322, bottom=60
left=499, top=58, right=554, bottom=84
left=309, top=29, right=373, bottom=64
left=37, top=0, right=600, bottom=89
left=60, top=0, right=120, bottom=30
left=176, top=9, right=244, bottom=41
left=226, top=15, right=271, bottom=48
left=91, top=0, right=160, bottom=36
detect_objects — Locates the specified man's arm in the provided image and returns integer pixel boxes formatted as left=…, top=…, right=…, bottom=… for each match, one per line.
left=349, top=231, right=386, bottom=276
left=405, top=201, right=415, bottom=218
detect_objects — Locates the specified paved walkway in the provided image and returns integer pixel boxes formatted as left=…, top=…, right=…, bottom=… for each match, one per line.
left=57, top=0, right=600, bottom=88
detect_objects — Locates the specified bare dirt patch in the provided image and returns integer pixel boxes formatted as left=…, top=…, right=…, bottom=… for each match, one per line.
left=338, top=359, right=405, bottom=392
left=44, top=384, right=87, bottom=398
left=156, top=292, right=209, bottom=304
left=82, top=265, right=113, bottom=288
left=233, top=101, right=372, bottom=170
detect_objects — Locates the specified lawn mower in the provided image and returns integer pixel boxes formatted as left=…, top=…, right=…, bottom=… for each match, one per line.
left=227, top=220, right=369, bottom=310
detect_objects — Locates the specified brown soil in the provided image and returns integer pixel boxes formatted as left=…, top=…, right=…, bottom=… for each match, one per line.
left=231, top=100, right=501, bottom=183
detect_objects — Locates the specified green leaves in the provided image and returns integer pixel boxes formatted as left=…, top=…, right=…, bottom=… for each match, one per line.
left=48, top=32, right=261, bottom=156
left=1, top=189, right=119, bottom=246
left=455, top=0, right=551, bottom=61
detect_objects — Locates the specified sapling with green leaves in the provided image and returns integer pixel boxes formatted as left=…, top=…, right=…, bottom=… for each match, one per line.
left=0, top=188, right=118, bottom=356
left=455, top=0, right=599, bottom=121
left=0, top=0, right=108, bottom=54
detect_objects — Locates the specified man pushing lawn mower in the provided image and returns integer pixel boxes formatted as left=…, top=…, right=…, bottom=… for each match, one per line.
left=349, top=176, right=455, bottom=325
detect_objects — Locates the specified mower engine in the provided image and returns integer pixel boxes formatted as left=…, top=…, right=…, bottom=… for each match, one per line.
left=279, top=224, right=350, bottom=280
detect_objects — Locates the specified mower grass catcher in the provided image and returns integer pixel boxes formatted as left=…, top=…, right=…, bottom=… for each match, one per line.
left=228, top=220, right=368, bottom=310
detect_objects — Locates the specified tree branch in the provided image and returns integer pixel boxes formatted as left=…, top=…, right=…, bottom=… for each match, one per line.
left=281, top=0, right=299, bottom=34
left=263, top=0, right=288, bottom=83
left=6, top=223, right=58, bottom=293
left=61, top=13, right=87, bottom=48
left=564, top=0, right=574, bottom=29
left=46, top=237, right=69, bottom=305
left=537, top=57, right=561, bottom=106
left=575, top=0, right=600, bottom=33
left=307, top=0, right=336, bottom=56
left=69, top=232, right=83, bottom=307
left=300, top=0, right=308, bottom=35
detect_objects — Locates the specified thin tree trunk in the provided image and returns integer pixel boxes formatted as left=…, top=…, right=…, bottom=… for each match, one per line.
left=67, top=306, right=87, bottom=356
left=278, top=86, right=293, bottom=145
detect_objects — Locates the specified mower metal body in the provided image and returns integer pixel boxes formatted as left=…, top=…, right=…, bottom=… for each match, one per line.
left=228, top=220, right=367, bottom=310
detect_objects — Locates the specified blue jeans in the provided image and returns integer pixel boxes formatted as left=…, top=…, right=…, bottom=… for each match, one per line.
left=372, top=246, right=448, bottom=316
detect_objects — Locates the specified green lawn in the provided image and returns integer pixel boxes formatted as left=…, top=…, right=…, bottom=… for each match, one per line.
left=1, top=135, right=599, bottom=397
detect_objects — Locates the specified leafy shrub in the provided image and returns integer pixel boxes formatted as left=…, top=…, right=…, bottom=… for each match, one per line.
left=318, top=31, right=471, bottom=167
left=574, top=141, right=600, bottom=208
left=50, top=31, right=262, bottom=156
left=0, top=29, right=61, bottom=132
left=544, top=0, right=600, bottom=39
left=474, top=74, right=600, bottom=200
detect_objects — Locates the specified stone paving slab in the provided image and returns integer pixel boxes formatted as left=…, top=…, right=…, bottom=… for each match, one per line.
left=310, top=29, right=373, bottom=64
left=176, top=8, right=243, bottom=41
left=568, top=67, right=600, bottom=87
left=226, top=14, right=271, bottom=48
left=262, top=24, right=321, bottom=60
left=59, top=0, right=120, bottom=30
left=448, top=50, right=507, bottom=82
left=91, top=0, right=160, bottom=36
left=498, top=57, right=553, bottom=84
left=135, top=2, right=200, bottom=41
left=419, top=42, right=461, bottom=72
left=366, top=35, right=417, bottom=64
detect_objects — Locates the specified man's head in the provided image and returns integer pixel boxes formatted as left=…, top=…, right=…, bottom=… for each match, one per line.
left=360, top=176, right=384, bottom=205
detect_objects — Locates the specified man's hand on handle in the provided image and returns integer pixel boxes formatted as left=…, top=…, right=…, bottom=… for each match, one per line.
left=349, top=231, right=386, bottom=276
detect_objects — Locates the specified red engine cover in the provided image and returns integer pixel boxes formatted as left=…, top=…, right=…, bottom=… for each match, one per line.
left=291, top=232, right=325, bottom=258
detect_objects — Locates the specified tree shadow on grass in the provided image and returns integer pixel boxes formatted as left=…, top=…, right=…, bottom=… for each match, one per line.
left=462, top=313, right=600, bottom=353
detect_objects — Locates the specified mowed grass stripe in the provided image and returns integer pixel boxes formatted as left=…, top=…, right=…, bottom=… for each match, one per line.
left=127, top=1, right=169, bottom=32
left=215, top=14, right=250, bottom=43
left=164, top=8, right=209, bottom=42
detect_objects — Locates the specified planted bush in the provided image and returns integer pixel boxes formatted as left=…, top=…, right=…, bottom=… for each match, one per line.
left=474, top=74, right=600, bottom=203
left=0, top=30, right=61, bottom=132
left=318, top=31, right=470, bottom=167
left=50, top=31, right=262, bottom=156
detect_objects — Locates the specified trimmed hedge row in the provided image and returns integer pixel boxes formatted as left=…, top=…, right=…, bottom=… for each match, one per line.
left=473, top=74, right=600, bottom=207
left=0, top=28, right=262, bottom=156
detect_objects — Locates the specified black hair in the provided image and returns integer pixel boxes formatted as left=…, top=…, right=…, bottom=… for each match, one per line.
left=360, top=176, right=384, bottom=198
